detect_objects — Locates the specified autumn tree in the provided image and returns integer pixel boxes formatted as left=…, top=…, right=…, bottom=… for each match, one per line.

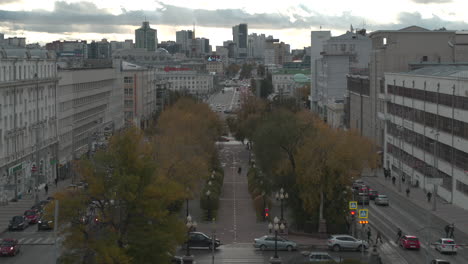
left=55, top=127, right=186, bottom=264
left=295, top=118, right=378, bottom=233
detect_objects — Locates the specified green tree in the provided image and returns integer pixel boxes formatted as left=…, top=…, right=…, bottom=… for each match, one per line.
left=55, top=127, right=186, bottom=264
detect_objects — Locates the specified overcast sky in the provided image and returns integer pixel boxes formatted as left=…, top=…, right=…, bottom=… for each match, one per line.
left=0, top=0, right=467, bottom=49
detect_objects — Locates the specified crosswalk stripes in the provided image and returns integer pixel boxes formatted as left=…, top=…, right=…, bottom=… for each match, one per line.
left=18, top=237, right=55, bottom=245
left=220, top=259, right=264, bottom=264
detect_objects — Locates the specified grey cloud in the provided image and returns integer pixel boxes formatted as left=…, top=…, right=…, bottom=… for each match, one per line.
left=0, top=1, right=467, bottom=35
left=411, top=0, right=452, bottom=3
left=0, top=0, right=20, bottom=4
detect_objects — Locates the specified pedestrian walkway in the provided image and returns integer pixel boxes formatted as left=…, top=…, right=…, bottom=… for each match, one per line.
left=18, top=236, right=56, bottom=245
left=0, top=177, right=73, bottom=233
left=365, top=168, right=468, bottom=239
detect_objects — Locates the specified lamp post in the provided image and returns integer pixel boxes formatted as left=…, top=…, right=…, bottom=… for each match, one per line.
left=184, top=215, right=197, bottom=263
left=275, top=188, right=288, bottom=222
left=268, top=216, right=285, bottom=263
left=262, top=191, right=266, bottom=221
left=206, top=189, right=211, bottom=221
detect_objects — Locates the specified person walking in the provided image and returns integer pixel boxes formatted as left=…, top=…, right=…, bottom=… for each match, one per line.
left=376, top=230, right=383, bottom=245
left=396, top=228, right=402, bottom=243
left=449, top=223, right=455, bottom=238
left=406, top=187, right=410, bottom=197
left=445, top=224, right=450, bottom=238
left=367, top=227, right=372, bottom=243
left=44, top=184, right=49, bottom=195
left=392, top=176, right=396, bottom=185
left=54, top=178, right=58, bottom=187
left=427, top=191, right=432, bottom=202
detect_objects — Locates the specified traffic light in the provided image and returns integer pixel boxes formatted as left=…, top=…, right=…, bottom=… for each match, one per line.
left=264, top=208, right=269, bottom=219
left=39, top=160, right=43, bottom=174
left=350, top=210, right=356, bottom=220
left=358, top=220, right=369, bottom=225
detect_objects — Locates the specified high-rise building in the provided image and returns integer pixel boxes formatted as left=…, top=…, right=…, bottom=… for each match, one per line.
left=176, top=30, right=193, bottom=56
left=135, top=21, right=157, bottom=52
left=87, top=39, right=111, bottom=59
left=233, top=24, right=248, bottom=58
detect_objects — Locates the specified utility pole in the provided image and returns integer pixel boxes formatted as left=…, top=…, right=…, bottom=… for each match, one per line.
left=432, top=132, right=439, bottom=211
left=34, top=74, right=40, bottom=203
left=54, top=200, right=59, bottom=263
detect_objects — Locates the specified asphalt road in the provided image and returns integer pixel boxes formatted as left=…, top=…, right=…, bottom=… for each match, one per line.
left=0, top=224, right=57, bottom=263
left=363, top=176, right=468, bottom=264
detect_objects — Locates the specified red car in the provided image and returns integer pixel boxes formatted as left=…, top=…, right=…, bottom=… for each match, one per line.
left=400, top=235, right=420, bottom=249
left=0, top=238, right=20, bottom=256
left=24, top=209, right=40, bottom=224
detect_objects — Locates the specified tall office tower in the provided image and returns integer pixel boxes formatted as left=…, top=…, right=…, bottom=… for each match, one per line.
left=176, top=30, right=194, bottom=56
left=135, top=21, right=157, bottom=51
left=233, top=24, right=248, bottom=58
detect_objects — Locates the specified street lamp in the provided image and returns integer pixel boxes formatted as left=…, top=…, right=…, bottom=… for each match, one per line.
left=269, top=216, right=285, bottom=261
left=185, top=187, right=190, bottom=218
left=275, top=188, right=288, bottom=222
left=262, top=191, right=266, bottom=221
left=206, top=189, right=211, bottom=221
left=185, top=215, right=197, bottom=257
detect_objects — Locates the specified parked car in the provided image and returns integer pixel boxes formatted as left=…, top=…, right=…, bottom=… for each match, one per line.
left=24, top=209, right=40, bottom=224
left=37, top=215, right=54, bottom=231
left=307, top=251, right=341, bottom=262
left=254, top=235, right=297, bottom=251
left=185, top=232, right=220, bottom=250
left=375, top=195, right=389, bottom=206
left=31, top=203, right=43, bottom=213
left=327, top=235, right=368, bottom=252
left=430, top=260, right=450, bottom=264
left=352, top=180, right=364, bottom=190
left=8, top=216, right=28, bottom=231
left=435, top=238, right=458, bottom=254
left=0, top=238, right=20, bottom=256
left=368, top=189, right=379, bottom=200
left=399, top=235, right=420, bottom=249
left=357, top=193, right=369, bottom=205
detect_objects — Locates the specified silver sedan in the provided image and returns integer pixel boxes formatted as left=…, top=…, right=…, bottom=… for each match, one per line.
left=375, top=194, right=389, bottom=206
left=253, top=235, right=297, bottom=251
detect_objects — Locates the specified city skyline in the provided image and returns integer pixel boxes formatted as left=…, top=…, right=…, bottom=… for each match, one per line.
left=0, top=0, right=467, bottom=49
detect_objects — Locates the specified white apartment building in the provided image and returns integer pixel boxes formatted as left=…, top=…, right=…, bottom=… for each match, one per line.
left=310, top=31, right=331, bottom=109
left=0, top=49, right=59, bottom=201
left=383, top=65, right=468, bottom=210
left=57, top=67, right=123, bottom=177
left=158, top=69, right=214, bottom=96
left=314, top=30, right=371, bottom=121
left=120, top=61, right=164, bottom=129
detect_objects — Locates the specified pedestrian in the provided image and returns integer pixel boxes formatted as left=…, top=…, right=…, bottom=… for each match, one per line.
left=367, top=228, right=372, bottom=243
left=427, top=191, right=432, bottom=202
left=54, top=178, right=58, bottom=187
left=392, top=176, right=396, bottom=185
left=376, top=231, right=383, bottom=245
left=44, top=184, right=49, bottom=195
left=445, top=224, right=450, bottom=238
left=449, top=223, right=455, bottom=238
left=406, top=187, right=410, bottom=197
left=396, top=228, right=402, bottom=243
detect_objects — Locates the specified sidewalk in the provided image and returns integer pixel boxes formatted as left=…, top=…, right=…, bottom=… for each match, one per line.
left=365, top=168, right=468, bottom=238
left=0, top=177, right=73, bottom=234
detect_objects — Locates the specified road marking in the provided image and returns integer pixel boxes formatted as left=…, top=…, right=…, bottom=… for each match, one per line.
left=22, top=238, right=34, bottom=244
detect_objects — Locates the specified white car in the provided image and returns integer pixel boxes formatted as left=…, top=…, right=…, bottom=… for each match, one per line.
left=327, top=235, right=368, bottom=252
left=435, top=238, right=458, bottom=254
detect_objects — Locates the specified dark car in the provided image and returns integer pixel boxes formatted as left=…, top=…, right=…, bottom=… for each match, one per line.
left=24, top=209, right=40, bottom=224
left=368, top=190, right=379, bottom=200
left=0, top=239, right=20, bottom=256
left=37, top=215, right=54, bottom=231
left=8, top=216, right=28, bottom=231
left=186, top=232, right=221, bottom=250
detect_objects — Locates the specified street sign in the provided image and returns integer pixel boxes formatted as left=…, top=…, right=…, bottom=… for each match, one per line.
left=358, top=209, right=368, bottom=219
left=8, top=162, right=23, bottom=175
left=349, top=201, right=358, bottom=210
left=31, top=165, right=37, bottom=172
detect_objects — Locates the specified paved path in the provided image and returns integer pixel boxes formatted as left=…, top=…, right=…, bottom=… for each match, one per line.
left=0, top=178, right=72, bottom=233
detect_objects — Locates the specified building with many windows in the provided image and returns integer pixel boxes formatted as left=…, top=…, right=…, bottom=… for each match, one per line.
left=157, top=68, right=214, bottom=96
left=0, top=48, right=59, bottom=201
left=56, top=67, right=123, bottom=178
left=135, top=21, right=158, bottom=52
left=383, top=65, right=468, bottom=209
left=232, top=24, right=248, bottom=58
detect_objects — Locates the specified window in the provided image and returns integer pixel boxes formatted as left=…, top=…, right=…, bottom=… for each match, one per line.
left=124, top=77, right=133, bottom=84
left=456, top=180, right=468, bottom=197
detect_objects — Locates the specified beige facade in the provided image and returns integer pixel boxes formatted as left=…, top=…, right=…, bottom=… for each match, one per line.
left=0, top=49, right=59, bottom=200
left=367, top=26, right=468, bottom=149
left=206, top=61, right=224, bottom=75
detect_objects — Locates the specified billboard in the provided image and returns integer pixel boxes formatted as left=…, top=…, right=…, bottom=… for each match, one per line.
left=206, top=55, right=222, bottom=62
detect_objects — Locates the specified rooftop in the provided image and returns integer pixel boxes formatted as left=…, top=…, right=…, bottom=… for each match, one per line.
left=272, top=68, right=311, bottom=75
left=402, top=65, right=468, bottom=78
